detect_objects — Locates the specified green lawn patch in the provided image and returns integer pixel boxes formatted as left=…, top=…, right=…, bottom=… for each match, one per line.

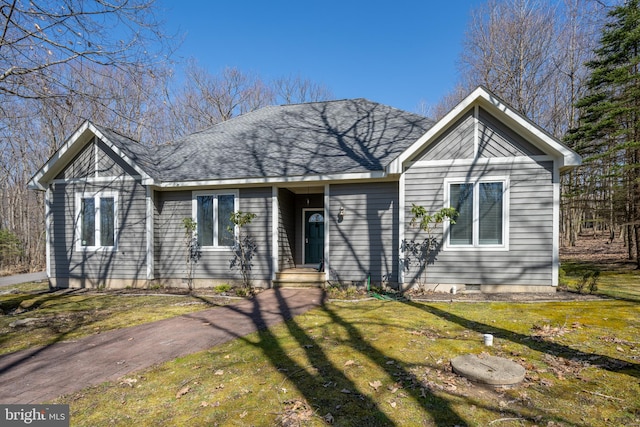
left=561, top=260, right=640, bottom=302
left=0, top=284, right=231, bottom=355
left=57, top=298, right=640, bottom=426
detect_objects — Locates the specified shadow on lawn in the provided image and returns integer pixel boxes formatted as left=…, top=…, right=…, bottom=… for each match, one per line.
left=188, top=287, right=630, bottom=425
left=189, top=288, right=468, bottom=426
left=405, top=301, right=640, bottom=379
left=0, top=289, right=103, bottom=373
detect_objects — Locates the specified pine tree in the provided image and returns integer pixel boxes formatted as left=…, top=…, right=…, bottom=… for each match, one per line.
left=566, top=0, right=640, bottom=265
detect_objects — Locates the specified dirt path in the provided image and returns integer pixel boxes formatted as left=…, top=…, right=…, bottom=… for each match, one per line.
left=0, top=288, right=325, bottom=404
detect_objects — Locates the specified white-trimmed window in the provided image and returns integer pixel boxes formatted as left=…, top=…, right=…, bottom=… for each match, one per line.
left=75, top=192, right=118, bottom=250
left=444, top=177, right=509, bottom=250
left=192, top=191, right=238, bottom=248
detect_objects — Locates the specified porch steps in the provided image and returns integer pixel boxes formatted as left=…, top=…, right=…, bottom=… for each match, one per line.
left=273, top=268, right=326, bottom=288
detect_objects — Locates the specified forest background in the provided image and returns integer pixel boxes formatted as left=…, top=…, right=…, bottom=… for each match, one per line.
left=0, top=0, right=636, bottom=273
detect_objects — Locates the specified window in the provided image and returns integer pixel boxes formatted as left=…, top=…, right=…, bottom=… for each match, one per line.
left=193, top=191, right=237, bottom=248
left=446, top=178, right=508, bottom=249
left=76, top=192, right=117, bottom=250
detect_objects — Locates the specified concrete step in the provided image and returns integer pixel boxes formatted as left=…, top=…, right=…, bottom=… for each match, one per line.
left=273, top=269, right=325, bottom=288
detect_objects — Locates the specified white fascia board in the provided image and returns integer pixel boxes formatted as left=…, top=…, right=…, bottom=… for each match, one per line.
left=87, top=123, right=155, bottom=184
left=28, top=121, right=93, bottom=191
left=157, top=171, right=390, bottom=189
left=474, top=92, right=581, bottom=169
left=28, top=121, right=155, bottom=191
left=387, top=87, right=485, bottom=175
left=387, top=87, right=581, bottom=174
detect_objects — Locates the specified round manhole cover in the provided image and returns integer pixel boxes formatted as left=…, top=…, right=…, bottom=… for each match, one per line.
left=451, top=354, right=525, bottom=386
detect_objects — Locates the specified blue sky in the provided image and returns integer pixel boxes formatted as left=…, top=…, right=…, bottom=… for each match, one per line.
left=157, top=1, right=486, bottom=113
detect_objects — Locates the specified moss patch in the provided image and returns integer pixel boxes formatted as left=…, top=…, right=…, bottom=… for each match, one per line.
left=58, top=299, right=640, bottom=426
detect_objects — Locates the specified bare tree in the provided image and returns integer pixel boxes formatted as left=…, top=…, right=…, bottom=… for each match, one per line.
left=272, top=74, right=333, bottom=105
left=169, top=63, right=273, bottom=135
left=0, top=0, right=170, bottom=103
left=431, top=0, right=608, bottom=248
left=459, top=0, right=557, bottom=124
left=169, top=63, right=335, bottom=136
left=0, top=0, right=173, bottom=273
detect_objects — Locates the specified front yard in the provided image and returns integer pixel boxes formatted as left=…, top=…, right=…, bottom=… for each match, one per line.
left=1, top=235, right=639, bottom=426
left=55, top=296, right=638, bottom=426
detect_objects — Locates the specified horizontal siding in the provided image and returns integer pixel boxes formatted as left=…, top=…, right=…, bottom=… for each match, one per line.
left=478, top=107, right=545, bottom=158
left=49, top=179, right=148, bottom=282
left=240, top=187, right=273, bottom=281
left=294, top=193, right=324, bottom=265
left=414, top=110, right=474, bottom=161
left=154, top=187, right=272, bottom=282
left=278, top=189, right=296, bottom=269
left=154, top=190, right=191, bottom=278
left=329, top=182, right=398, bottom=284
left=403, top=159, right=554, bottom=286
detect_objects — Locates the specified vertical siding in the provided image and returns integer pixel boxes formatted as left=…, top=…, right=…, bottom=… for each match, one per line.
left=97, top=140, right=137, bottom=177
left=154, top=187, right=272, bottom=283
left=403, top=160, right=554, bottom=287
left=49, top=179, right=148, bottom=284
left=56, top=140, right=95, bottom=179
left=329, top=182, right=398, bottom=285
left=278, top=188, right=296, bottom=270
left=478, top=108, right=545, bottom=157
left=413, top=111, right=475, bottom=161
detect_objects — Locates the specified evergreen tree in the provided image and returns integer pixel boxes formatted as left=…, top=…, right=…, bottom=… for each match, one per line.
left=566, top=0, right=640, bottom=265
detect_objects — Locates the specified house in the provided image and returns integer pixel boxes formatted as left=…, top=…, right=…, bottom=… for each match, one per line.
left=28, top=87, right=580, bottom=293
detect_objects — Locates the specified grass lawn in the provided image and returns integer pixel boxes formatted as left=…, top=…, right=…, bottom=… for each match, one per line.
left=2, top=265, right=639, bottom=426
left=0, top=283, right=230, bottom=355
left=56, top=296, right=638, bottom=426
left=561, top=260, right=640, bottom=302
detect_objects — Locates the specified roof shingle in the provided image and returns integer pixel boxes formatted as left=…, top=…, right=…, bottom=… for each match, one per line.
left=153, top=98, right=433, bottom=182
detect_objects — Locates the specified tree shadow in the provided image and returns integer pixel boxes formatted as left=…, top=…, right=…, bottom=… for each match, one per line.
left=404, top=300, right=640, bottom=378
left=189, top=289, right=472, bottom=425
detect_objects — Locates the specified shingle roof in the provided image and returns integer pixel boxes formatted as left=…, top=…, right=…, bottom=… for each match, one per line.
left=153, top=98, right=434, bottom=182
left=92, top=125, right=162, bottom=179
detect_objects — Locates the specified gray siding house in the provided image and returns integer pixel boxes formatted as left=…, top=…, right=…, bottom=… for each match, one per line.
left=29, top=87, right=580, bottom=292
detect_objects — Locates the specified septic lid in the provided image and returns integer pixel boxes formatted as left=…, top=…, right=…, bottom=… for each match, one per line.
left=451, top=354, right=525, bottom=386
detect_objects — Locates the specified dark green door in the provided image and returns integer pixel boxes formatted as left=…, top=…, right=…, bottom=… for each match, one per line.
left=304, top=211, right=324, bottom=264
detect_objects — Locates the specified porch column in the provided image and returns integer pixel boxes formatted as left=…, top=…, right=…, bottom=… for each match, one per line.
left=272, top=186, right=279, bottom=281
left=145, top=186, right=155, bottom=281
left=324, top=184, right=330, bottom=282
left=398, top=173, right=405, bottom=285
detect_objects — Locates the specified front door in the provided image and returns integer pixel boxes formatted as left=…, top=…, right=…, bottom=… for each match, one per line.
left=304, top=210, right=324, bottom=264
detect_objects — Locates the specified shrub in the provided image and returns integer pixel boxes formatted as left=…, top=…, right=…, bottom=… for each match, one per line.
left=575, top=269, right=600, bottom=294
left=214, top=284, right=232, bottom=294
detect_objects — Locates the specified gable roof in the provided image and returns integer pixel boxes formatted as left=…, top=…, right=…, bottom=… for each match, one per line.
left=28, top=87, right=580, bottom=190
left=388, top=86, right=581, bottom=173
left=28, top=121, right=155, bottom=191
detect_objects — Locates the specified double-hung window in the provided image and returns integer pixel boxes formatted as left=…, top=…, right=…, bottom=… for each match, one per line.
left=445, top=178, right=508, bottom=249
left=192, top=191, right=238, bottom=248
left=76, top=192, right=118, bottom=250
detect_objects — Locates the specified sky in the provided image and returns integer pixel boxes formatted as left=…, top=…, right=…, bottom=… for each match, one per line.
left=156, top=1, right=486, bottom=113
